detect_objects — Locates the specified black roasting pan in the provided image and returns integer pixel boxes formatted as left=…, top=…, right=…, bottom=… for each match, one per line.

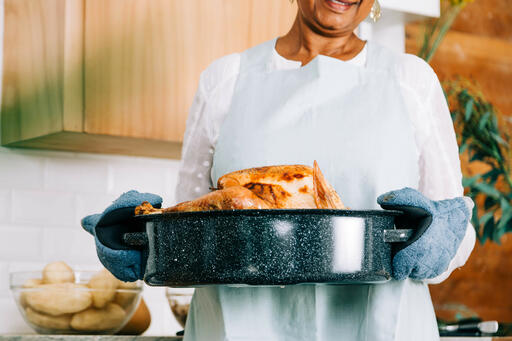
left=111, top=209, right=416, bottom=287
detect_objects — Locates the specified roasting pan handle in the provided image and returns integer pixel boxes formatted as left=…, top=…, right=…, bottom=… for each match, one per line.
left=383, top=229, right=414, bottom=243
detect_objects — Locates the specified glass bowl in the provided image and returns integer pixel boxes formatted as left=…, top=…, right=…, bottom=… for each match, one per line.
left=165, top=287, right=194, bottom=328
left=10, top=271, right=143, bottom=335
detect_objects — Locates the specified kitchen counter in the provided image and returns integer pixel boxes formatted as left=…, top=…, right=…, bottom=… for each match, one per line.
left=0, top=337, right=182, bottom=341
left=1, top=337, right=511, bottom=341
left=442, top=339, right=506, bottom=341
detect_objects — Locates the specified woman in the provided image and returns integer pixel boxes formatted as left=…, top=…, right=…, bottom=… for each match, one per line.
left=176, top=0, right=476, bottom=340
left=82, top=0, right=475, bottom=339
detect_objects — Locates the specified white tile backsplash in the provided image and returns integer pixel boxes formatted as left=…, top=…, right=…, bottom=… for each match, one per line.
left=44, top=157, right=109, bottom=193
left=42, top=227, right=100, bottom=264
left=12, top=189, right=76, bottom=226
left=0, top=153, right=44, bottom=189
left=75, top=192, right=118, bottom=221
left=0, top=147, right=181, bottom=335
left=163, top=162, right=181, bottom=204
left=0, top=226, right=43, bottom=261
left=0, top=261, right=9, bottom=297
left=109, top=162, right=168, bottom=196
left=0, top=189, right=10, bottom=221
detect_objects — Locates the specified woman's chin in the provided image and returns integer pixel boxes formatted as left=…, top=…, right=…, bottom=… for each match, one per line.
left=313, top=13, right=358, bottom=34
left=321, top=0, right=360, bottom=14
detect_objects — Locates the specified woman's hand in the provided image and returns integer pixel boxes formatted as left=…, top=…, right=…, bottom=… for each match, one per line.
left=378, top=187, right=473, bottom=281
left=81, top=190, right=162, bottom=282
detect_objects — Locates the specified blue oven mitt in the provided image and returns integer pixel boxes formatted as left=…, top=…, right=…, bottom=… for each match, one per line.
left=377, top=187, right=473, bottom=281
left=81, top=190, right=162, bottom=282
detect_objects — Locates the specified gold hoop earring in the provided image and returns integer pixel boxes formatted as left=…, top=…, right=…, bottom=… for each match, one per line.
left=370, top=0, right=381, bottom=23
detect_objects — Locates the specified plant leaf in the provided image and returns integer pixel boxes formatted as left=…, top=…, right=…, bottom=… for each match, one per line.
left=470, top=152, right=488, bottom=162
left=459, top=143, right=468, bottom=154
left=442, top=82, right=511, bottom=244
left=484, top=196, right=498, bottom=210
left=481, top=168, right=501, bottom=183
left=492, top=114, right=499, bottom=130
left=462, top=175, right=481, bottom=187
left=479, top=211, right=495, bottom=226
left=496, top=207, right=512, bottom=231
left=491, top=132, right=508, bottom=147
left=482, top=215, right=495, bottom=244
left=478, top=111, right=491, bottom=130
left=501, top=197, right=511, bottom=211
left=464, top=98, right=474, bottom=121
left=473, top=182, right=502, bottom=199
left=494, top=227, right=506, bottom=244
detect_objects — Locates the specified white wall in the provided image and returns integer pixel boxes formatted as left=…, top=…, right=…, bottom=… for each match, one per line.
left=359, top=8, right=405, bottom=53
left=358, top=0, right=440, bottom=54
left=381, top=0, right=440, bottom=17
left=0, top=1, right=182, bottom=335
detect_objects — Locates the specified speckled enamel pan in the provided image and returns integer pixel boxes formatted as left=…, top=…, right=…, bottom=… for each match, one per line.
left=124, top=209, right=413, bottom=286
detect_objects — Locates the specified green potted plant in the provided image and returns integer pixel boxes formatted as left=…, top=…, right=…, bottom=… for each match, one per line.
left=446, top=80, right=512, bottom=243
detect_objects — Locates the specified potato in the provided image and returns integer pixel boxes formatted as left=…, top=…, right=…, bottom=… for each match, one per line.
left=25, top=307, right=71, bottom=330
left=20, top=278, right=43, bottom=308
left=114, top=281, right=138, bottom=309
left=70, top=303, right=126, bottom=331
left=25, top=283, right=92, bottom=316
left=24, top=278, right=44, bottom=287
left=42, top=261, right=75, bottom=284
left=88, top=269, right=119, bottom=308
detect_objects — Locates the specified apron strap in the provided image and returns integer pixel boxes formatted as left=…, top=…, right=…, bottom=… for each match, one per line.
left=366, top=41, right=399, bottom=76
left=240, top=38, right=278, bottom=75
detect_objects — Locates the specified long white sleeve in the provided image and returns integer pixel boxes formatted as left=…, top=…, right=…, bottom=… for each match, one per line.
left=399, top=55, right=476, bottom=284
left=175, top=82, right=214, bottom=203
left=175, top=54, right=240, bottom=203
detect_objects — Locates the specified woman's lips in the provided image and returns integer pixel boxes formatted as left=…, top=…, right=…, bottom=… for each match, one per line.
left=323, top=0, right=359, bottom=13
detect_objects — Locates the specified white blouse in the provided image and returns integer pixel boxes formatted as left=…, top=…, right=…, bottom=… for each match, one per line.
left=175, top=41, right=476, bottom=284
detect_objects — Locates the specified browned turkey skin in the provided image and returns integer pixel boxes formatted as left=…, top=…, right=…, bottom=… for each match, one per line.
left=135, top=161, right=346, bottom=215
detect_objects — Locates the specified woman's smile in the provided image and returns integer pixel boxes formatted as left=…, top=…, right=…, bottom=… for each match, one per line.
left=322, top=0, right=361, bottom=14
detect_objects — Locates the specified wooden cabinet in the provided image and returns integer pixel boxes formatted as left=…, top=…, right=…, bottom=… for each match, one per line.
left=2, top=0, right=296, bottom=158
left=2, top=0, right=84, bottom=148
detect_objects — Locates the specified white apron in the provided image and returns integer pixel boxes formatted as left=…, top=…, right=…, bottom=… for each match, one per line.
left=184, top=39, right=440, bottom=341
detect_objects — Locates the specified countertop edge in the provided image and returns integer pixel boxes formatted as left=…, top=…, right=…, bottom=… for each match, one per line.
left=0, top=337, right=183, bottom=341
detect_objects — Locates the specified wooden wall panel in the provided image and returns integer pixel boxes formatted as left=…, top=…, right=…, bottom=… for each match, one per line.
left=84, top=0, right=297, bottom=143
left=432, top=235, right=512, bottom=322
left=406, top=24, right=512, bottom=117
left=249, top=1, right=297, bottom=47
left=450, top=0, right=512, bottom=42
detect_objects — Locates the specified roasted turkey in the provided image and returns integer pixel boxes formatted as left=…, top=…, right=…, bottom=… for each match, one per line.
left=135, top=161, right=346, bottom=215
